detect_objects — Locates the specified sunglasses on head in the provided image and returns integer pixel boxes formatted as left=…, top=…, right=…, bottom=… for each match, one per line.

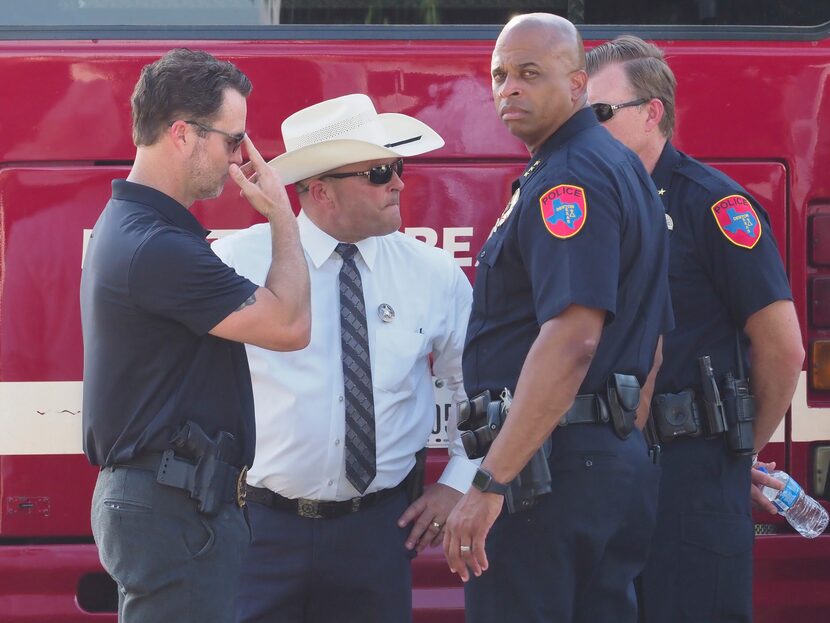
left=322, top=158, right=404, bottom=185
left=591, top=98, right=650, bottom=123
left=183, top=119, right=246, bottom=153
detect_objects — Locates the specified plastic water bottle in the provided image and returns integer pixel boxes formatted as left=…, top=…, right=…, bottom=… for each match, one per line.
left=758, top=467, right=829, bottom=538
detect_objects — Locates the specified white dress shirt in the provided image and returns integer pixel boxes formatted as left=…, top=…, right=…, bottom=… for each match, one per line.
left=212, top=211, right=476, bottom=500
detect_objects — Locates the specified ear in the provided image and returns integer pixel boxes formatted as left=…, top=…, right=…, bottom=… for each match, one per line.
left=644, top=98, right=665, bottom=134
left=168, top=119, right=191, bottom=152
left=307, top=178, right=334, bottom=207
left=570, top=69, right=588, bottom=102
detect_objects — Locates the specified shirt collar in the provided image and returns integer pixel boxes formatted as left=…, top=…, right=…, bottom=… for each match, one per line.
left=297, top=210, right=378, bottom=271
left=111, top=179, right=208, bottom=238
left=651, top=141, right=681, bottom=206
left=518, top=107, right=599, bottom=188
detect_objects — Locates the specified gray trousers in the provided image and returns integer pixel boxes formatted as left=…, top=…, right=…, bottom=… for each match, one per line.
left=91, top=464, right=249, bottom=623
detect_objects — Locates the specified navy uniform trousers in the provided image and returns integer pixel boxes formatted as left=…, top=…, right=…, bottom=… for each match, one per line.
left=235, top=488, right=413, bottom=623
left=638, top=437, right=753, bottom=622
left=465, top=424, right=660, bottom=623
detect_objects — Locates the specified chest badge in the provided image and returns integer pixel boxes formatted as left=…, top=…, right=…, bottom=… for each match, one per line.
left=539, top=184, right=587, bottom=239
left=377, top=303, right=395, bottom=323
left=489, top=188, right=521, bottom=238
left=710, top=194, right=762, bottom=249
left=665, top=213, right=674, bottom=231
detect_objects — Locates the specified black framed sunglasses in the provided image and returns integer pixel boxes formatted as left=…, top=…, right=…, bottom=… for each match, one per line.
left=591, top=98, right=649, bottom=123
left=322, top=158, right=404, bottom=185
left=183, top=119, right=246, bottom=153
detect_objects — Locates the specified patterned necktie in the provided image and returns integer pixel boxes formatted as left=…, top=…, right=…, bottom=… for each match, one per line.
left=335, top=243, right=376, bottom=494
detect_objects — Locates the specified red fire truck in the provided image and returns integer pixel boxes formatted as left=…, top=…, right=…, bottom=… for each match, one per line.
left=1, top=2, right=829, bottom=621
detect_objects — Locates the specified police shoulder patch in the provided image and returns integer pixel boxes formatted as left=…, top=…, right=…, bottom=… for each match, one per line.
left=539, top=184, right=587, bottom=239
left=710, top=194, right=762, bottom=249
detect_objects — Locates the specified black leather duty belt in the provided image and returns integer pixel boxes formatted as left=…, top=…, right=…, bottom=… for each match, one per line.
left=110, top=451, right=248, bottom=509
left=246, top=479, right=406, bottom=520
left=558, top=394, right=609, bottom=427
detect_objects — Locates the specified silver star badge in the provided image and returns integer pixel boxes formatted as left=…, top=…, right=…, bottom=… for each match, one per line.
left=378, top=303, right=395, bottom=323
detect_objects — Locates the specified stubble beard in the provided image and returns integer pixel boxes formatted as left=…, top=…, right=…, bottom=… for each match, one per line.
left=189, top=144, right=225, bottom=201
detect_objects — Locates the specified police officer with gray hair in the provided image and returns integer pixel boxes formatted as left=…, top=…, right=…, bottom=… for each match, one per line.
left=587, top=35, right=804, bottom=622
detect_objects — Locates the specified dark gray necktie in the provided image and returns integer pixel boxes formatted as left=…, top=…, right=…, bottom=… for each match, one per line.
left=335, top=243, right=376, bottom=494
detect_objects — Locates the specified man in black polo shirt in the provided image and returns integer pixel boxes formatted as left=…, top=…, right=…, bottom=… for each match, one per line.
left=80, top=49, right=310, bottom=623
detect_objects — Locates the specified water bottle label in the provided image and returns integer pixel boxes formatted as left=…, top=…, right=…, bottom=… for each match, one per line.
left=773, top=477, right=802, bottom=513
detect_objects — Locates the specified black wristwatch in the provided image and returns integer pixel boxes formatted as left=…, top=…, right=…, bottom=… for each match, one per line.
left=471, top=467, right=510, bottom=495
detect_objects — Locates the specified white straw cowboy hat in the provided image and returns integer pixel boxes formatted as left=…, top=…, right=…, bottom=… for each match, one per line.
left=268, top=94, right=444, bottom=184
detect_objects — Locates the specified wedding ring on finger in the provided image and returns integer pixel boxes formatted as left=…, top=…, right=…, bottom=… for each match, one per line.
left=431, top=521, right=442, bottom=530
left=460, top=545, right=472, bottom=552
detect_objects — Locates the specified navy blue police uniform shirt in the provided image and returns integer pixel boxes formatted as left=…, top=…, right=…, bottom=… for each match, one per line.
left=651, top=142, right=792, bottom=394
left=463, top=107, right=673, bottom=398
left=80, top=180, right=258, bottom=468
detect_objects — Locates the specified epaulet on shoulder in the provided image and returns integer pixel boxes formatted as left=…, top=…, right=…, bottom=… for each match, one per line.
left=675, top=154, right=743, bottom=200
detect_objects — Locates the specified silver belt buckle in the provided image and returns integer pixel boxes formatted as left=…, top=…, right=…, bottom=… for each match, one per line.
left=297, top=498, right=324, bottom=519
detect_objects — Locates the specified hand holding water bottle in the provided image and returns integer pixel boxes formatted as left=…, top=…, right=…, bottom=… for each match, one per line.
left=751, top=459, right=783, bottom=515
left=755, top=461, right=829, bottom=539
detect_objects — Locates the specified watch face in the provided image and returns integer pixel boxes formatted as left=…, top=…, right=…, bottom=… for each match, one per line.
left=473, top=468, right=491, bottom=491
left=473, top=468, right=493, bottom=493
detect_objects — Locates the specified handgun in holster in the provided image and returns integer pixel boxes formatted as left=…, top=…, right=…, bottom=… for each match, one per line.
left=457, top=390, right=552, bottom=514
left=156, top=420, right=239, bottom=516
left=504, top=437, right=552, bottom=514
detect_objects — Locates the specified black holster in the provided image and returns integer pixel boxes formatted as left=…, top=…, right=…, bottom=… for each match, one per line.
left=457, top=390, right=552, bottom=514
left=607, top=373, right=641, bottom=439
left=504, top=438, right=552, bottom=514
left=156, top=420, right=240, bottom=516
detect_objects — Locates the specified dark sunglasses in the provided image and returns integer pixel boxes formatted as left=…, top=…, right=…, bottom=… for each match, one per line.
left=322, top=158, right=404, bottom=185
left=184, top=119, right=246, bottom=153
left=591, top=98, right=649, bottom=123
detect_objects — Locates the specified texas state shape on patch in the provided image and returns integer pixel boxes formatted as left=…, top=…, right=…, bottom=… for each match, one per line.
left=539, top=184, right=587, bottom=239
left=710, top=194, right=762, bottom=249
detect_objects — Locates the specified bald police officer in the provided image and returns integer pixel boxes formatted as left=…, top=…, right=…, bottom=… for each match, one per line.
left=586, top=36, right=804, bottom=622
left=443, top=14, right=672, bottom=623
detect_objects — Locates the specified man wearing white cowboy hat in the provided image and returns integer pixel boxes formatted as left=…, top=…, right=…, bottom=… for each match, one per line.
left=212, top=94, right=476, bottom=623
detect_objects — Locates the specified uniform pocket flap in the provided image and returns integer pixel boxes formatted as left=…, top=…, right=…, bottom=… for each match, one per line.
left=477, top=235, right=503, bottom=267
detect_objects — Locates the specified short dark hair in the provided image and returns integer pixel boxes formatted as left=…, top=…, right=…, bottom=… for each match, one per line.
left=586, top=35, right=676, bottom=139
left=130, top=48, right=252, bottom=146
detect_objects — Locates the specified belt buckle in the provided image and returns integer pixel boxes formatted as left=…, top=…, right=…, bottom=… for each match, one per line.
left=236, top=466, right=248, bottom=508
left=297, top=498, right=324, bottom=519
